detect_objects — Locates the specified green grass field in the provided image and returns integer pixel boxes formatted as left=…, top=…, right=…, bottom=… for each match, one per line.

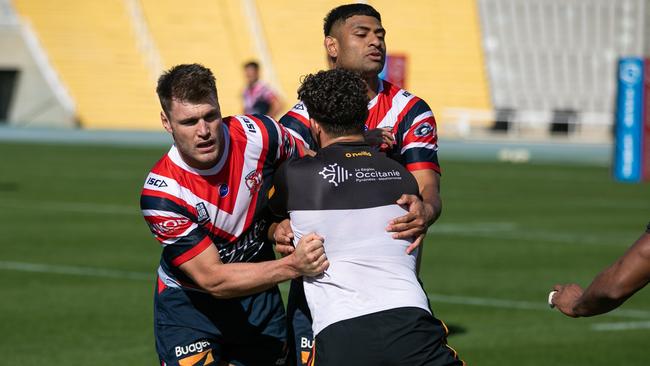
left=1, top=141, right=648, bottom=365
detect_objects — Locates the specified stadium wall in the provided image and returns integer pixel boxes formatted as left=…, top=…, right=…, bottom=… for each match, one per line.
left=0, top=2, right=75, bottom=127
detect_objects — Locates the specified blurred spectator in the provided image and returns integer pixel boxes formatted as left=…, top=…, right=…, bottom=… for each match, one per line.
left=243, top=61, right=283, bottom=118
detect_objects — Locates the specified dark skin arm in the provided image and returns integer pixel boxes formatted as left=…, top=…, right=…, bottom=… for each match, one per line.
left=552, top=232, right=650, bottom=317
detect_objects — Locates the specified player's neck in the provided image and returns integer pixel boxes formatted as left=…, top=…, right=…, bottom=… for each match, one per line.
left=320, top=134, right=364, bottom=148
left=365, top=75, right=380, bottom=100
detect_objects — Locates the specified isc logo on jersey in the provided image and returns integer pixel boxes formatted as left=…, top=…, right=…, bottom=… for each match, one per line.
left=147, top=177, right=168, bottom=188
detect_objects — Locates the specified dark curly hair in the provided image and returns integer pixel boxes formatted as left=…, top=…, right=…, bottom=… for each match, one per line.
left=156, top=63, right=217, bottom=117
left=323, top=3, right=381, bottom=36
left=298, top=69, right=368, bottom=137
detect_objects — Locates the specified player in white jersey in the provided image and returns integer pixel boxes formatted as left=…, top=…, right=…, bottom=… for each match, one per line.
left=270, top=69, right=463, bottom=366
left=277, top=5, right=443, bottom=364
left=140, top=63, right=329, bottom=366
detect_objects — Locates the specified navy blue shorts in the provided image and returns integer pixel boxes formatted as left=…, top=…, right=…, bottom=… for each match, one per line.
left=286, top=278, right=314, bottom=366
left=154, top=280, right=288, bottom=366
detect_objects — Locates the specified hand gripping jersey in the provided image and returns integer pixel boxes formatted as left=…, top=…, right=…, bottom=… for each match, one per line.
left=269, top=142, right=431, bottom=336
left=280, top=78, right=440, bottom=173
left=141, top=114, right=303, bottom=291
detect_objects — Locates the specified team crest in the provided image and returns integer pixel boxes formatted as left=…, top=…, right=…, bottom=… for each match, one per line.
left=245, top=170, right=263, bottom=193
left=414, top=122, right=434, bottom=137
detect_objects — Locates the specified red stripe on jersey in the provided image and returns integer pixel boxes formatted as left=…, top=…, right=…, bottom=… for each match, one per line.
left=218, top=117, right=248, bottom=214
left=245, top=115, right=271, bottom=228
left=157, top=276, right=167, bottom=294
left=171, top=235, right=213, bottom=266
left=205, top=221, right=237, bottom=242
left=366, top=80, right=401, bottom=129
left=150, top=156, right=235, bottom=213
left=286, top=110, right=310, bottom=128
left=392, top=96, right=422, bottom=134
left=406, top=161, right=441, bottom=174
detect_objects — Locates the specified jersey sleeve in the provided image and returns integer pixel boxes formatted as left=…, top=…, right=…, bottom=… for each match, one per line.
left=140, top=174, right=212, bottom=267
left=279, top=101, right=316, bottom=149
left=395, top=99, right=441, bottom=174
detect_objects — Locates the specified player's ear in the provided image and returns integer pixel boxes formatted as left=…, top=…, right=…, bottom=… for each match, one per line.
left=161, top=111, right=173, bottom=134
left=324, top=36, right=338, bottom=59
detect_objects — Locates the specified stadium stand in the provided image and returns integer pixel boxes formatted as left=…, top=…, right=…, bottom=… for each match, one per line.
left=477, top=0, right=648, bottom=140
left=13, top=0, right=160, bottom=129
left=369, top=0, right=492, bottom=137
left=139, top=0, right=257, bottom=116
left=253, top=0, right=340, bottom=102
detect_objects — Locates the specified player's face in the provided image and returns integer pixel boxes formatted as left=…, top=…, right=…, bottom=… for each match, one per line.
left=244, top=66, right=259, bottom=85
left=327, top=15, right=386, bottom=77
left=161, top=97, right=223, bottom=170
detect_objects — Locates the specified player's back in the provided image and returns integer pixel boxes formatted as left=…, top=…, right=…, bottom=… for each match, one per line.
left=272, top=141, right=430, bottom=335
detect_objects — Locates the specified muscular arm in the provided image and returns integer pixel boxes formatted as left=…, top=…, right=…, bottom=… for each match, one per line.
left=387, top=169, right=442, bottom=253
left=553, top=232, right=650, bottom=317
left=180, top=233, right=328, bottom=299
left=412, top=169, right=442, bottom=226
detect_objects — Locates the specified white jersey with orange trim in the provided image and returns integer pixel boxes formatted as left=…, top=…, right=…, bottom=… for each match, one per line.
left=279, top=78, right=440, bottom=173
left=140, top=114, right=304, bottom=291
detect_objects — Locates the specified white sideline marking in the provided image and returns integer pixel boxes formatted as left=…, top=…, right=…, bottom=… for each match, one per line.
left=0, top=199, right=139, bottom=215
left=426, top=293, right=650, bottom=319
left=2, top=260, right=649, bottom=321
left=0, top=261, right=151, bottom=281
left=592, top=321, right=650, bottom=331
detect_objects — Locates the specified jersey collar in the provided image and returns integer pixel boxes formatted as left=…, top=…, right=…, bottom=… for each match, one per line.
left=168, top=123, right=230, bottom=176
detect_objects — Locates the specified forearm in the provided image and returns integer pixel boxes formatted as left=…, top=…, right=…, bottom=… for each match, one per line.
left=200, top=256, right=299, bottom=299
left=572, top=267, right=629, bottom=316
left=412, top=170, right=442, bottom=226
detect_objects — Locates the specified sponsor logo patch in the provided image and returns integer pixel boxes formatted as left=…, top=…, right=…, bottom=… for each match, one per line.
left=319, top=163, right=351, bottom=187
left=345, top=151, right=372, bottom=158
left=293, top=103, right=304, bottom=110
left=149, top=217, right=191, bottom=236
left=176, top=340, right=213, bottom=365
left=354, top=167, right=402, bottom=183
left=196, top=202, right=210, bottom=224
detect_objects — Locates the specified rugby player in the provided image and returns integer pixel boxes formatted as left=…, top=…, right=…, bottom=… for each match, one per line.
left=277, top=4, right=443, bottom=363
left=269, top=68, right=463, bottom=366
left=140, top=63, right=329, bottom=366
left=551, top=222, right=650, bottom=317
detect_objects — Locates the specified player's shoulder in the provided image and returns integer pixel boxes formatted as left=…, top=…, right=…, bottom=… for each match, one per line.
left=383, top=79, right=429, bottom=104
left=280, top=101, right=310, bottom=123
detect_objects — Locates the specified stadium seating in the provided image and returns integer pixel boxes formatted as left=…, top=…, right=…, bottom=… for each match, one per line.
left=139, top=0, right=257, bottom=116
left=13, top=0, right=160, bottom=129
left=369, top=0, right=492, bottom=134
left=253, top=0, right=340, bottom=103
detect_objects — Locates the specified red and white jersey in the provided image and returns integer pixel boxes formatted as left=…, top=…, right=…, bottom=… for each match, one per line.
left=141, top=114, right=304, bottom=290
left=243, top=81, right=279, bottom=115
left=279, top=78, right=440, bottom=173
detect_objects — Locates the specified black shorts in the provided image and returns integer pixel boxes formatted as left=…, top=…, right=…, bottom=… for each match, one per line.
left=310, top=307, right=464, bottom=366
